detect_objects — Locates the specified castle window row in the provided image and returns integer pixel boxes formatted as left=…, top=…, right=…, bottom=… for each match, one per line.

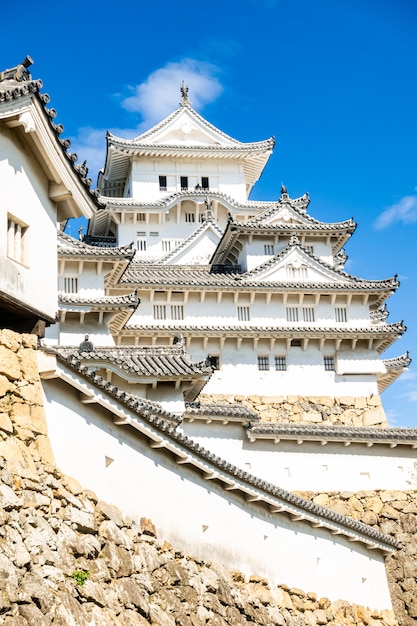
left=147, top=303, right=351, bottom=323
left=153, top=304, right=184, bottom=320
left=159, top=175, right=210, bottom=192
left=257, top=355, right=335, bottom=372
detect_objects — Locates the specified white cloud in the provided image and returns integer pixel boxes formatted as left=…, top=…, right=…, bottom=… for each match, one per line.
left=69, top=58, right=224, bottom=184
left=121, top=59, right=223, bottom=127
left=374, top=189, right=417, bottom=230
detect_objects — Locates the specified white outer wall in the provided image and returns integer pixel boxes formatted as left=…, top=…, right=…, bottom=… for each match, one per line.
left=0, top=127, right=57, bottom=319
left=181, top=422, right=417, bottom=491
left=42, top=378, right=392, bottom=610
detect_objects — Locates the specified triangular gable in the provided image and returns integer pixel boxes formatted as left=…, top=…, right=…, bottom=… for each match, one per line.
left=245, top=244, right=353, bottom=285
left=252, top=203, right=313, bottom=228
left=161, top=221, right=223, bottom=265
left=133, top=107, right=240, bottom=148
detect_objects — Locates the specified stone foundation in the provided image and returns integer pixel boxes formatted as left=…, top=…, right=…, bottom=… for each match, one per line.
left=0, top=329, right=406, bottom=624
left=198, top=393, right=388, bottom=426
left=298, top=490, right=417, bottom=626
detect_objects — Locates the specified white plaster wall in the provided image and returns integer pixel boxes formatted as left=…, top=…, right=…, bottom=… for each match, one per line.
left=188, top=343, right=380, bottom=397
left=42, top=378, right=392, bottom=609
left=129, top=158, right=247, bottom=203
left=0, top=127, right=58, bottom=319
left=181, top=422, right=417, bottom=491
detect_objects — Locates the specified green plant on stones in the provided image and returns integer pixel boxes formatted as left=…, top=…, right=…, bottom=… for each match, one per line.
left=71, top=570, right=90, bottom=586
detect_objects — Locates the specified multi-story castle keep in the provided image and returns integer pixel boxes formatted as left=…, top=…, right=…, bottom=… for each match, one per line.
left=1, top=58, right=416, bottom=618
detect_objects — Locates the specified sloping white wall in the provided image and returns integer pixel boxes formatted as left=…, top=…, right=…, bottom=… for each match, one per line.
left=42, top=377, right=393, bottom=610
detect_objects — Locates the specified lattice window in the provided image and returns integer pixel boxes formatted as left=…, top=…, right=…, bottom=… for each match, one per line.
left=324, top=356, right=335, bottom=371
left=286, top=307, right=299, bottom=322
left=257, top=356, right=269, bottom=371
left=335, top=307, right=348, bottom=322
left=63, top=277, right=78, bottom=293
left=237, top=306, right=250, bottom=321
left=303, top=307, right=315, bottom=322
left=153, top=305, right=166, bottom=320
left=170, top=305, right=184, bottom=321
left=7, top=215, right=28, bottom=264
left=275, top=356, right=287, bottom=371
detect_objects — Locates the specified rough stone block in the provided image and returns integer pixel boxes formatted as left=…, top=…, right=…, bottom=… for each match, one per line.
left=0, top=412, right=13, bottom=434
left=0, top=346, right=21, bottom=381
left=0, top=329, right=22, bottom=352
left=362, top=407, right=387, bottom=426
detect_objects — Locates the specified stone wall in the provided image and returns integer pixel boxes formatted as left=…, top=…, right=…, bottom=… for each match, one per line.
left=198, top=393, right=388, bottom=426
left=297, top=490, right=417, bottom=626
left=0, top=329, right=404, bottom=624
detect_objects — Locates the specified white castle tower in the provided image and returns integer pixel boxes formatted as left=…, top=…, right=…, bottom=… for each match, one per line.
left=68, top=84, right=409, bottom=427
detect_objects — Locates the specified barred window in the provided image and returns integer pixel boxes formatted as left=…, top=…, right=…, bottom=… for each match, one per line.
left=275, top=356, right=287, bottom=371
left=153, top=305, right=166, bottom=320
left=264, top=244, right=274, bottom=255
left=7, top=216, right=28, bottom=264
left=162, top=240, right=171, bottom=252
left=237, top=306, right=250, bottom=321
left=258, top=356, right=269, bottom=371
left=136, top=239, right=147, bottom=251
left=302, top=307, right=315, bottom=322
left=185, top=213, right=195, bottom=223
left=305, top=245, right=314, bottom=254
left=137, top=213, right=146, bottom=222
left=63, top=277, right=78, bottom=293
left=170, top=305, right=184, bottom=320
left=324, top=356, right=335, bottom=371
left=286, top=307, right=299, bottom=322
left=180, top=176, right=188, bottom=191
left=335, top=307, right=347, bottom=322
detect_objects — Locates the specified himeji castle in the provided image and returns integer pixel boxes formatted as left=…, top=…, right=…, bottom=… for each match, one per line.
left=62, top=82, right=410, bottom=428
left=2, top=59, right=416, bottom=614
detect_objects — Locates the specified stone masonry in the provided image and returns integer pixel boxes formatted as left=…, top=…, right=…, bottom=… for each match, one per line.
left=198, top=394, right=388, bottom=427
left=0, top=328, right=410, bottom=625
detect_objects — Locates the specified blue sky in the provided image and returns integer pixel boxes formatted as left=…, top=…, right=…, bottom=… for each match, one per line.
left=2, top=0, right=417, bottom=425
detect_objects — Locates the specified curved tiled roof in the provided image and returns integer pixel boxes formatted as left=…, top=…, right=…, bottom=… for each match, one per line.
left=383, top=352, right=411, bottom=370
left=119, top=262, right=398, bottom=293
left=245, top=422, right=417, bottom=447
left=184, top=402, right=259, bottom=422
left=101, top=191, right=277, bottom=209
left=54, top=353, right=398, bottom=552
left=0, top=57, right=102, bottom=208
left=57, top=345, right=213, bottom=379
left=58, top=231, right=135, bottom=258
left=58, top=292, right=139, bottom=308
left=107, top=102, right=274, bottom=151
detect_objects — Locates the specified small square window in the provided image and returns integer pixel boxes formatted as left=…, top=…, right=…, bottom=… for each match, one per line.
left=63, top=277, right=78, bottom=293
left=335, top=307, right=347, bottom=322
left=159, top=175, right=167, bottom=191
left=324, top=356, right=335, bottom=371
left=170, top=305, right=184, bottom=320
left=286, top=307, right=298, bottom=322
left=302, top=307, right=315, bottom=322
left=237, top=306, right=250, bottom=321
left=208, top=355, right=220, bottom=369
left=275, top=356, right=287, bottom=371
left=153, top=304, right=166, bottom=320
left=258, top=356, right=269, bottom=371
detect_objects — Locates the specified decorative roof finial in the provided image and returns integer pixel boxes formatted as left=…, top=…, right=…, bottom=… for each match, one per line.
left=202, top=197, right=214, bottom=222
left=180, top=81, right=191, bottom=107
left=281, top=184, right=288, bottom=197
